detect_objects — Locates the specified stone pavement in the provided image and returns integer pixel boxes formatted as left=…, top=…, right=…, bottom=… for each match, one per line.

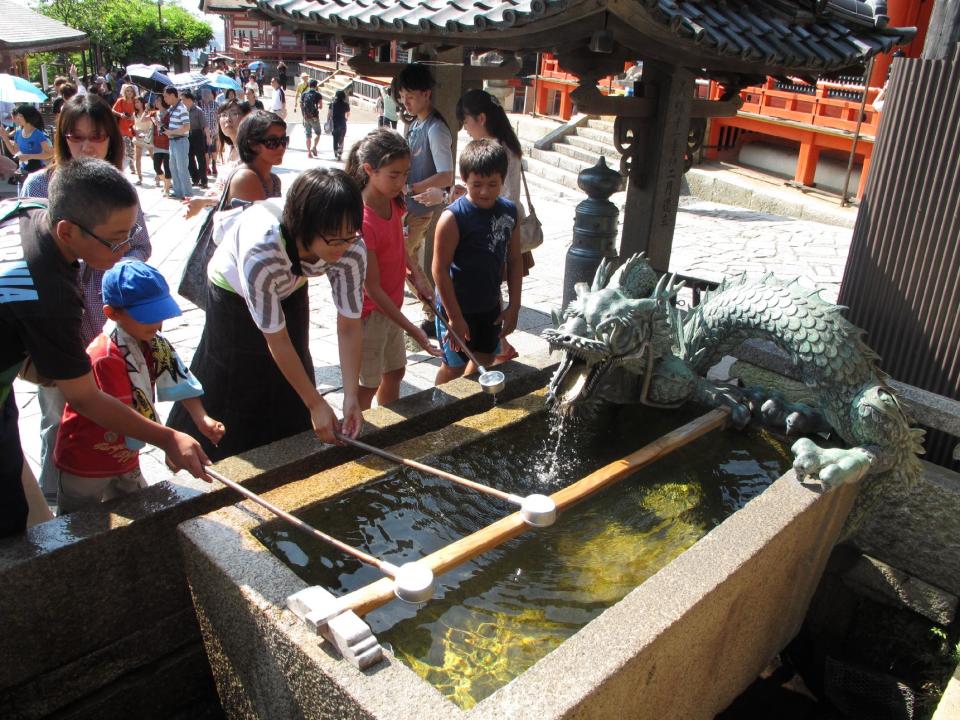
left=12, top=106, right=854, bottom=488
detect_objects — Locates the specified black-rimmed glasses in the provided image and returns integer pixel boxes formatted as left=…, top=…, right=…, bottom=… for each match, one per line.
left=73, top=221, right=142, bottom=253
left=319, top=231, right=362, bottom=248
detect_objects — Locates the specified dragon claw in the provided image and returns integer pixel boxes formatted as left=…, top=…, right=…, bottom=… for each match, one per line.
left=791, top=438, right=871, bottom=488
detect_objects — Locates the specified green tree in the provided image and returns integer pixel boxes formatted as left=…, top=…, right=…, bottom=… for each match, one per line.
left=37, top=0, right=213, bottom=68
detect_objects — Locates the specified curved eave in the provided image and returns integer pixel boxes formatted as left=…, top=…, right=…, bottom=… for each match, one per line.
left=0, top=36, right=89, bottom=53
left=255, top=0, right=584, bottom=42
left=607, top=5, right=914, bottom=77
left=255, top=0, right=914, bottom=77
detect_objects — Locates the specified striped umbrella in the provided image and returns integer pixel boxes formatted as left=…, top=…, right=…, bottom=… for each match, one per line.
left=168, top=72, right=209, bottom=92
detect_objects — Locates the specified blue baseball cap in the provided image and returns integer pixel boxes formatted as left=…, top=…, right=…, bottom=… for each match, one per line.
left=101, top=260, right=182, bottom=324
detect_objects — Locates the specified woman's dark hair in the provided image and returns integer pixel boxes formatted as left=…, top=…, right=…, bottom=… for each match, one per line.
left=456, top=89, right=522, bottom=157
left=235, top=109, right=286, bottom=164
left=344, top=129, right=409, bottom=190
left=13, top=104, right=44, bottom=132
left=225, top=88, right=237, bottom=100
left=458, top=138, right=508, bottom=181
left=217, top=99, right=252, bottom=147
left=283, top=168, right=364, bottom=250
left=334, top=90, right=346, bottom=103
left=54, top=94, right=124, bottom=169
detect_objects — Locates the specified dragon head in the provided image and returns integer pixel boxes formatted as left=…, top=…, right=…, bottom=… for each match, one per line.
left=543, top=255, right=681, bottom=416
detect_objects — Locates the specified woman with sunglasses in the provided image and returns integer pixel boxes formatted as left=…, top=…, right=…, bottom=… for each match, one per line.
left=20, top=93, right=152, bottom=504
left=167, top=168, right=367, bottom=460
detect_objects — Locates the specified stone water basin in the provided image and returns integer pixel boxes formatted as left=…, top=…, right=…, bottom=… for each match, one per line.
left=179, top=389, right=859, bottom=720
left=255, top=403, right=790, bottom=709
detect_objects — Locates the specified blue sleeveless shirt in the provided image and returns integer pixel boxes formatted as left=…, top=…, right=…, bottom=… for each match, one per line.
left=445, top=195, right=517, bottom=313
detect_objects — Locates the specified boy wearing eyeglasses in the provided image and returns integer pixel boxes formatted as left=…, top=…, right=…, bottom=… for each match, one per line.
left=0, top=159, right=210, bottom=537
left=54, top=260, right=224, bottom=513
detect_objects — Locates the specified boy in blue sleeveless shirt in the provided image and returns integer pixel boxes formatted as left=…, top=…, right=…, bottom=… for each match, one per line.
left=432, top=139, right=522, bottom=385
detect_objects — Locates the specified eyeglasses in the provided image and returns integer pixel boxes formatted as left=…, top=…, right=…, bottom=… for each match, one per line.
left=73, top=221, right=142, bottom=253
left=318, top=231, right=362, bottom=248
left=65, top=133, right=109, bottom=144
left=257, top=135, right=290, bottom=150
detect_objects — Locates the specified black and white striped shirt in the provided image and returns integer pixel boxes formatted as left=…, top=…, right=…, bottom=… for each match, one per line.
left=209, top=201, right=366, bottom=333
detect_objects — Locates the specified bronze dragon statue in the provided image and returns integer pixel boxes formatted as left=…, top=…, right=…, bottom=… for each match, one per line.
left=544, top=254, right=924, bottom=490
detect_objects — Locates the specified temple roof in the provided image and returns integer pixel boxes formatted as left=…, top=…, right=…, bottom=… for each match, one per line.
left=254, top=0, right=914, bottom=76
left=0, top=0, right=88, bottom=53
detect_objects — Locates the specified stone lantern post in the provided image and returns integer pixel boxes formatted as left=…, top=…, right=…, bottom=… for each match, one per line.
left=561, top=157, right=623, bottom=310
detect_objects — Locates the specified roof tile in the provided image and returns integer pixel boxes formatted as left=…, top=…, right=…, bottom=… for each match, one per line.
left=252, top=0, right=914, bottom=75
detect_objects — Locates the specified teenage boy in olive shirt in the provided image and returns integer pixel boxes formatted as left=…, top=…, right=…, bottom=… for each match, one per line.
left=0, top=158, right=210, bottom=537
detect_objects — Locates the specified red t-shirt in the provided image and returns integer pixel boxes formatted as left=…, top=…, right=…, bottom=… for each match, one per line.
left=55, top=333, right=155, bottom=478
left=112, top=98, right=135, bottom=137
left=361, top=198, right=407, bottom=318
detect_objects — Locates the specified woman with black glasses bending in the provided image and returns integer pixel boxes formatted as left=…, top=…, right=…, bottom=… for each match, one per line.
left=166, top=168, right=367, bottom=460
left=19, top=93, right=152, bottom=503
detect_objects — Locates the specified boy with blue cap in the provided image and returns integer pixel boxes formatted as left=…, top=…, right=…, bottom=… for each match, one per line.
left=54, top=260, right=225, bottom=513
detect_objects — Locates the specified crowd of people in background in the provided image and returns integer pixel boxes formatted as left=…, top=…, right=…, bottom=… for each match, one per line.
left=1, top=59, right=533, bottom=541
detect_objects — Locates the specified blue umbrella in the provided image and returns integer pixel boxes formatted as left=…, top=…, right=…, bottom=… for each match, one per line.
left=247, top=60, right=266, bottom=71
left=205, top=73, right=242, bottom=92
left=126, top=64, right=171, bottom=93
left=0, top=74, right=47, bottom=103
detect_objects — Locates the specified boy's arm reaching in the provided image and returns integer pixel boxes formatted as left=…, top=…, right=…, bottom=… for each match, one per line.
left=179, top=397, right=226, bottom=446
left=364, top=251, right=441, bottom=356
left=431, top=210, right=468, bottom=347
left=57, top=372, right=210, bottom=479
left=499, top=223, right=523, bottom=338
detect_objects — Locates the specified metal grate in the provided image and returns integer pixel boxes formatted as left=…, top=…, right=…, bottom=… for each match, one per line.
left=838, top=46, right=960, bottom=470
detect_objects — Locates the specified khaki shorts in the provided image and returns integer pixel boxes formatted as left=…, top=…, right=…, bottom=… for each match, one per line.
left=360, top=311, right=407, bottom=388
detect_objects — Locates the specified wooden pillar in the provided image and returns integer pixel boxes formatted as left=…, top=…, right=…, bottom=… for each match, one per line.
left=857, top=152, right=871, bottom=199
left=619, top=61, right=694, bottom=271
left=796, top=135, right=819, bottom=186
left=560, top=88, right=574, bottom=120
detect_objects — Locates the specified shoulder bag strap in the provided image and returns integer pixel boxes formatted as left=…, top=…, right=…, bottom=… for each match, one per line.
left=218, top=167, right=243, bottom=211
left=519, top=160, right=536, bottom=216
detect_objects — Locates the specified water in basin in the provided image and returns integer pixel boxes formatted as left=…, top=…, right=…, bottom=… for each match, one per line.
left=254, top=404, right=792, bottom=709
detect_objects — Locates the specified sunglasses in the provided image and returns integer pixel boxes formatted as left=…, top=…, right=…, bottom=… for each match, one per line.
left=257, top=135, right=290, bottom=150
left=73, top=221, right=142, bottom=253
left=65, top=133, right=109, bottom=144
left=318, top=231, right=362, bottom=248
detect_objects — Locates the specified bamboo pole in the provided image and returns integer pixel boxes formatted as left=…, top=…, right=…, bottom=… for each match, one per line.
left=336, top=407, right=730, bottom=617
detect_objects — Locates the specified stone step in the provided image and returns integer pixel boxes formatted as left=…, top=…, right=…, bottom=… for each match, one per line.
left=574, top=125, right=618, bottom=146
left=564, top=133, right=618, bottom=156
left=587, top=117, right=615, bottom=133
left=522, top=167, right=586, bottom=203
left=528, top=146, right=595, bottom=176
left=552, top=141, right=623, bottom=171
left=521, top=155, right=583, bottom=192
